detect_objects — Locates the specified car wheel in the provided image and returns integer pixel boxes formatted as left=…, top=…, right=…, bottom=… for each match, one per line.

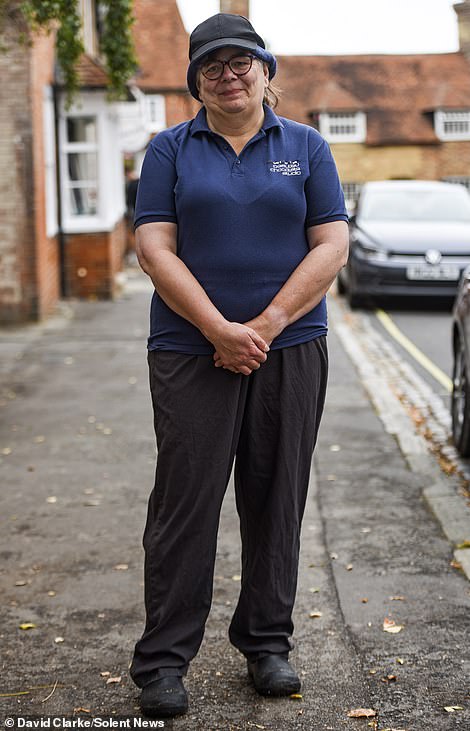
left=337, top=273, right=346, bottom=295
left=347, top=290, right=367, bottom=309
left=451, top=336, right=470, bottom=457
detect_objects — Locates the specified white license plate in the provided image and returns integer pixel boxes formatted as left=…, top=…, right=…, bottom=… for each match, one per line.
left=406, top=265, right=460, bottom=281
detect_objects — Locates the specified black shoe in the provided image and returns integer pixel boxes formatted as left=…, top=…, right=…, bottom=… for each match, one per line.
left=247, top=654, right=301, bottom=697
left=140, top=676, right=188, bottom=718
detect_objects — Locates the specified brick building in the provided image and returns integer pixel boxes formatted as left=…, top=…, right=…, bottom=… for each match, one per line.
left=274, top=2, right=470, bottom=210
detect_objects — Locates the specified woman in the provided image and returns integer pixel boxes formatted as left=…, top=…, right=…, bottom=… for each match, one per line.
left=130, top=12, right=349, bottom=718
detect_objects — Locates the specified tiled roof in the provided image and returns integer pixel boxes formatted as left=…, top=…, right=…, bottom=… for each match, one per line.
left=275, top=52, right=470, bottom=145
left=75, top=53, right=109, bottom=88
left=132, top=0, right=189, bottom=91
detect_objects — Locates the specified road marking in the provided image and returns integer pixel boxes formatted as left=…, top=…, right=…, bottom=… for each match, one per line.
left=375, top=309, right=453, bottom=393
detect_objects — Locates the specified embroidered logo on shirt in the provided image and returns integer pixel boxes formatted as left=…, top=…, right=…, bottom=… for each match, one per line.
left=269, top=160, right=302, bottom=176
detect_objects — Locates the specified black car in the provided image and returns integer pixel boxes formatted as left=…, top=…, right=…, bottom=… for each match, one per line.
left=452, top=267, right=470, bottom=456
left=338, top=180, right=470, bottom=308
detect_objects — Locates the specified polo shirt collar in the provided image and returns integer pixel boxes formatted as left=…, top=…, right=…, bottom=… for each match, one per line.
left=189, top=104, right=284, bottom=136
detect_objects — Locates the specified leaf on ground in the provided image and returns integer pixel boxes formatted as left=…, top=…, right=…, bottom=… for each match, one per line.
left=383, top=617, right=404, bottom=633
left=346, top=564, right=353, bottom=571
left=361, top=598, right=369, bottom=603
left=396, top=658, right=405, bottom=665
left=15, top=580, right=27, bottom=587
left=456, top=540, right=470, bottom=549
left=106, top=676, right=121, bottom=685
left=73, top=708, right=91, bottom=714
left=389, top=596, right=405, bottom=601
left=347, top=708, right=377, bottom=718
left=381, top=674, right=397, bottom=683
left=46, top=496, right=57, bottom=504
left=19, top=623, right=36, bottom=630
left=309, top=611, right=323, bottom=618
left=444, top=706, right=464, bottom=712
left=100, top=671, right=111, bottom=677
left=231, top=575, right=241, bottom=581
left=113, top=564, right=129, bottom=571
left=290, top=693, right=303, bottom=699
left=54, top=637, right=64, bottom=644
left=450, top=559, right=463, bottom=570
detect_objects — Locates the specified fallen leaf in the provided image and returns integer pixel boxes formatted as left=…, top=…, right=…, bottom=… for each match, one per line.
left=84, top=500, right=101, bottom=507
left=46, top=496, right=57, bottom=504
left=54, top=637, right=64, bottom=644
left=361, top=598, right=369, bottom=603
left=381, top=674, right=397, bottom=683
left=2, top=447, right=12, bottom=455
left=309, top=587, right=320, bottom=593
left=389, top=596, right=405, bottom=601
left=444, top=706, right=464, bottom=712
left=330, top=444, right=341, bottom=452
left=396, top=658, right=405, bottom=665
left=232, top=575, right=241, bottom=581
left=450, top=559, right=463, bottom=570
left=456, top=540, right=470, bottom=549
left=19, top=623, right=36, bottom=630
left=347, top=708, right=377, bottom=718
left=73, top=708, right=91, bottom=714
left=309, top=611, right=323, bottom=618
left=47, top=591, right=56, bottom=597
left=15, top=580, right=27, bottom=587
left=113, top=564, right=128, bottom=571
left=383, top=618, right=404, bottom=634
left=346, top=564, right=353, bottom=571
left=106, top=676, right=121, bottom=685
left=330, top=552, right=338, bottom=560
left=290, top=693, right=303, bottom=699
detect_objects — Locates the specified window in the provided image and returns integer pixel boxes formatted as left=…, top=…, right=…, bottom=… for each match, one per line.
left=318, top=112, right=366, bottom=143
left=342, top=182, right=362, bottom=213
left=435, top=110, right=470, bottom=141
left=64, top=116, right=99, bottom=217
left=144, top=94, right=166, bottom=133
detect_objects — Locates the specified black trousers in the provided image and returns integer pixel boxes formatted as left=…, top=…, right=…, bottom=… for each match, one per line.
left=130, top=337, right=328, bottom=688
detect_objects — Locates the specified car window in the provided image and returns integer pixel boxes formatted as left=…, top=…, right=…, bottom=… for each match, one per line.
left=360, top=189, right=470, bottom=222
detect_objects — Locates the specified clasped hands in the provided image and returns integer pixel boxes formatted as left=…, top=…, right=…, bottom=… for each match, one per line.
left=210, top=318, right=274, bottom=376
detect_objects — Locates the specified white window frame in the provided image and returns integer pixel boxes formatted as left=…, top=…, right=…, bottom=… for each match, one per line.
left=61, top=113, right=100, bottom=226
left=59, top=92, right=126, bottom=233
left=143, top=94, right=166, bottom=133
left=319, top=112, right=367, bottom=143
left=435, top=110, right=470, bottom=141
left=342, top=182, right=363, bottom=213
left=43, top=86, right=58, bottom=238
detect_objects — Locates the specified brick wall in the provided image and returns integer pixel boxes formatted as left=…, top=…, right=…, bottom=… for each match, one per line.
left=30, top=31, right=60, bottom=319
left=0, top=19, right=35, bottom=322
left=220, top=0, right=250, bottom=16
left=65, top=219, right=127, bottom=299
left=165, top=92, right=200, bottom=127
left=332, top=141, right=470, bottom=185
left=0, top=19, right=59, bottom=324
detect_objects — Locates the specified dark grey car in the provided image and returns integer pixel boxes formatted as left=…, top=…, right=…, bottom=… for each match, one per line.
left=338, top=180, right=470, bottom=308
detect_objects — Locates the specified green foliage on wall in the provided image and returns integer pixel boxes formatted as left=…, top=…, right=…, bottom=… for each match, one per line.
left=1, top=0, right=137, bottom=104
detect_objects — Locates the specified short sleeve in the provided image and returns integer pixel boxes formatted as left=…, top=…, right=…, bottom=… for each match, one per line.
left=305, top=133, right=349, bottom=228
left=134, top=132, right=178, bottom=230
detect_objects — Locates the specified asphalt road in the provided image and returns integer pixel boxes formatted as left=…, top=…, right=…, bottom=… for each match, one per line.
left=344, top=297, right=455, bottom=407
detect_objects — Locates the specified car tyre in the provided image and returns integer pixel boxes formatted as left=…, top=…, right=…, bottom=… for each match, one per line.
left=451, top=336, right=470, bottom=457
left=336, top=273, right=346, bottom=296
left=347, top=289, right=367, bottom=310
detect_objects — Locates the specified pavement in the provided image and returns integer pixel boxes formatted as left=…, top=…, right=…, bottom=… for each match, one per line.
left=1, top=264, right=470, bottom=731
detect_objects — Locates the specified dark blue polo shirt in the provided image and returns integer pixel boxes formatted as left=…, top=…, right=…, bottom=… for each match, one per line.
left=135, top=105, right=347, bottom=354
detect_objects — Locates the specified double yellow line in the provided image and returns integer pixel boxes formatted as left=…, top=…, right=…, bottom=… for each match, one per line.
left=375, top=309, right=453, bottom=393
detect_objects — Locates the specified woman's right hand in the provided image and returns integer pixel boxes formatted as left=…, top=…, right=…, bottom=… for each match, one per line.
left=208, top=321, right=269, bottom=375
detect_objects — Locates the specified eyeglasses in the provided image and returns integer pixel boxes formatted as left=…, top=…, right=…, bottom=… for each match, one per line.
left=200, top=54, right=255, bottom=81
